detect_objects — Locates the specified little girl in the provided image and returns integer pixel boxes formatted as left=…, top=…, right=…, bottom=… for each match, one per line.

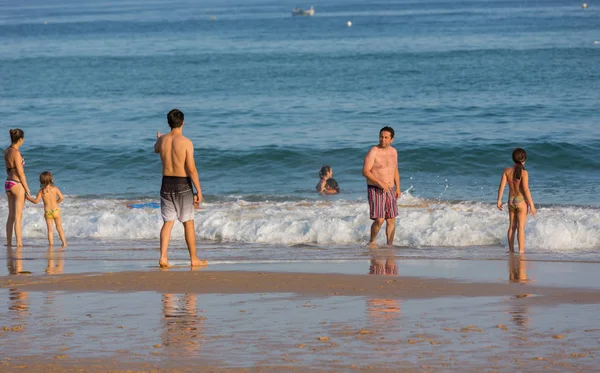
left=27, top=171, right=67, bottom=247
left=316, top=165, right=333, bottom=194
left=497, top=148, right=536, bottom=254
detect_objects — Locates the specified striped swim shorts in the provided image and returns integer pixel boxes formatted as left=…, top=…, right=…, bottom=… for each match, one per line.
left=160, top=176, right=195, bottom=223
left=367, top=185, right=398, bottom=220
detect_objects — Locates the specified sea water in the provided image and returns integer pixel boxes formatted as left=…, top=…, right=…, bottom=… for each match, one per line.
left=0, top=0, right=599, bottom=265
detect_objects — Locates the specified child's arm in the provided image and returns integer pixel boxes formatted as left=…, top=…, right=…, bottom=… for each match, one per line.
left=27, top=190, right=42, bottom=204
left=496, top=171, right=507, bottom=210
left=521, top=171, right=536, bottom=216
left=55, top=187, right=65, bottom=204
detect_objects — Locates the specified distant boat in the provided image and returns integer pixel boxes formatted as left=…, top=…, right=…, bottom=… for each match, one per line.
left=292, top=6, right=315, bottom=16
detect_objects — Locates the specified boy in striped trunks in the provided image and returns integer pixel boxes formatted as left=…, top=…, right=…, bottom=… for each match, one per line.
left=155, top=109, right=207, bottom=268
left=362, top=126, right=401, bottom=249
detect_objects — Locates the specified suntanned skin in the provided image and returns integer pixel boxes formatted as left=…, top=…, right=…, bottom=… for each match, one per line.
left=27, top=185, right=67, bottom=247
left=362, top=130, right=401, bottom=248
left=154, top=122, right=207, bottom=268
left=497, top=163, right=536, bottom=254
left=4, top=139, right=31, bottom=247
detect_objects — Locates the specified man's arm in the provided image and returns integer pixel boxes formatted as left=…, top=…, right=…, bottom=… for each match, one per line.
left=184, top=140, right=203, bottom=205
left=362, top=148, right=389, bottom=191
left=394, top=167, right=401, bottom=198
left=154, top=131, right=162, bottom=153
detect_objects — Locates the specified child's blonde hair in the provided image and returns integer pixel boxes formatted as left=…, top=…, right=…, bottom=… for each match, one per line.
left=39, top=171, right=54, bottom=189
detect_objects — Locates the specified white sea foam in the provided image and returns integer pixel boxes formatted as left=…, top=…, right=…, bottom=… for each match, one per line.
left=1, top=195, right=599, bottom=252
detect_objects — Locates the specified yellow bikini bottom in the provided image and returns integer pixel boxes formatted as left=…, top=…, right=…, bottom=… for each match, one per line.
left=45, top=208, right=60, bottom=219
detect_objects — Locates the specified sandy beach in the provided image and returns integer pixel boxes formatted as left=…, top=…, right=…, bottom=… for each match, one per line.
left=1, top=259, right=600, bottom=373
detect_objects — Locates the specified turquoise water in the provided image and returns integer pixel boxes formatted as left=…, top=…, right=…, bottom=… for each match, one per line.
left=1, top=0, right=599, bottom=260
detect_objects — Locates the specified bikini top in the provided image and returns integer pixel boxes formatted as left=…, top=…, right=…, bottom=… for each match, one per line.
left=5, top=150, right=24, bottom=175
left=508, top=165, right=522, bottom=185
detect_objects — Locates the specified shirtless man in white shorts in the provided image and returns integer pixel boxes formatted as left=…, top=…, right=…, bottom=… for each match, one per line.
left=155, top=109, right=207, bottom=268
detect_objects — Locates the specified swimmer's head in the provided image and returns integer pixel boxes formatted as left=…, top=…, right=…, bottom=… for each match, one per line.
left=167, top=109, right=184, bottom=128
left=319, top=165, right=332, bottom=179
left=325, top=178, right=339, bottom=193
left=39, top=171, right=54, bottom=189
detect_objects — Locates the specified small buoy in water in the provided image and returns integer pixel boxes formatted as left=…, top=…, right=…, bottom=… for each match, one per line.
left=210, top=16, right=216, bottom=20
left=594, top=41, right=599, bottom=44
left=582, top=3, right=587, bottom=8
left=347, top=21, right=352, bottom=27
left=43, top=21, right=48, bottom=24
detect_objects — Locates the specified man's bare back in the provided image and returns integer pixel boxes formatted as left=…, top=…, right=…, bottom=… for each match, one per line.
left=156, top=131, right=194, bottom=177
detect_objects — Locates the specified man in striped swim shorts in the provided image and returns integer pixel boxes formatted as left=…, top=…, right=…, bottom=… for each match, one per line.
left=155, top=109, right=207, bottom=268
left=362, top=126, right=401, bottom=249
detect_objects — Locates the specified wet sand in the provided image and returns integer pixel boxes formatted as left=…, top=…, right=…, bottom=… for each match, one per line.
left=1, top=261, right=600, bottom=373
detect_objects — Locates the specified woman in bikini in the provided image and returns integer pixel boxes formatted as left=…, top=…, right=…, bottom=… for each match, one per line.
left=4, top=129, right=31, bottom=247
left=497, top=148, right=536, bottom=254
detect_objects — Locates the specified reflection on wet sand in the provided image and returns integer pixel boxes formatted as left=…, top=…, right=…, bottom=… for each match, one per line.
left=367, top=249, right=400, bottom=324
left=6, top=246, right=29, bottom=313
left=162, top=293, right=204, bottom=354
left=46, top=247, right=65, bottom=275
left=507, top=254, right=531, bottom=330
left=508, top=254, right=530, bottom=284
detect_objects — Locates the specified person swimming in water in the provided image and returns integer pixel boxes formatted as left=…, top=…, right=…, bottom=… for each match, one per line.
left=497, top=148, right=536, bottom=254
left=325, top=178, right=340, bottom=194
left=316, top=166, right=332, bottom=194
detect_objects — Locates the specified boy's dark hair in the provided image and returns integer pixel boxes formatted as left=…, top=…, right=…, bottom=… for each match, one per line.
left=380, top=126, right=394, bottom=139
left=167, top=109, right=184, bottom=128
left=325, top=178, right=340, bottom=193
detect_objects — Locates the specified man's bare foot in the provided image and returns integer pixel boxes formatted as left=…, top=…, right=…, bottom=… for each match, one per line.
left=159, top=260, right=170, bottom=268
left=367, top=241, right=378, bottom=249
left=61, top=243, right=67, bottom=248
left=191, top=259, right=208, bottom=267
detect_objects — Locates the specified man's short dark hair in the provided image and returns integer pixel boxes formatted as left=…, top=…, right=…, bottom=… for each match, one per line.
left=167, top=109, right=184, bottom=128
left=380, top=126, right=394, bottom=139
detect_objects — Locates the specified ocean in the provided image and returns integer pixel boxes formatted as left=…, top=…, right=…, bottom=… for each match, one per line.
left=1, top=0, right=599, bottom=268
